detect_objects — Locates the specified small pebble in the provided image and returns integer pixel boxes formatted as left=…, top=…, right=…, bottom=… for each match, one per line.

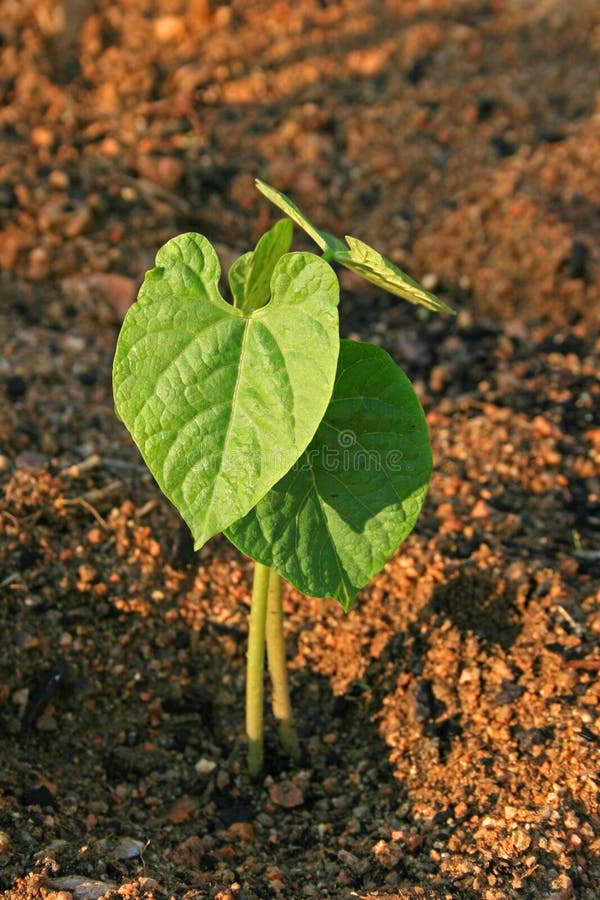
left=12, top=688, right=29, bottom=707
left=472, top=499, right=490, bottom=518
left=31, top=126, right=54, bottom=149
left=165, top=794, right=199, bottom=823
left=65, top=206, right=92, bottom=238
left=226, top=822, right=255, bottom=843
left=0, top=831, right=11, bottom=854
left=48, top=876, right=116, bottom=900
left=194, top=757, right=217, bottom=774
left=87, top=528, right=103, bottom=546
left=137, top=155, right=185, bottom=191
left=269, top=780, right=304, bottom=809
left=64, top=335, right=86, bottom=353
left=15, top=451, right=49, bottom=469
left=422, top=272, right=439, bottom=291
left=352, top=804, right=370, bottom=820
left=48, top=169, right=70, bottom=190
left=153, top=15, right=186, bottom=42
left=170, top=835, right=204, bottom=869
left=112, top=837, right=145, bottom=859
left=338, top=848, right=360, bottom=868
left=35, top=714, right=58, bottom=732
left=28, top=246, right=50, bottom=280
left=256, top=812, right=274, bottom=827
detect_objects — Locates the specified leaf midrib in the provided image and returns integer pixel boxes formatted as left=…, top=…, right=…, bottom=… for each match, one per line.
left=200, top=318, right=251, bottom=540
left=303, top=448, right=353, bottom=608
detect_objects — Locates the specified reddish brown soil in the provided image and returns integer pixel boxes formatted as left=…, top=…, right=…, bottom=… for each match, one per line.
left=1, top=2, right=599, bottom=899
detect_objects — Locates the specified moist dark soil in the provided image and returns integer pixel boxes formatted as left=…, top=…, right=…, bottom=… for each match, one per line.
left=1, top=2, right=599, bottom=899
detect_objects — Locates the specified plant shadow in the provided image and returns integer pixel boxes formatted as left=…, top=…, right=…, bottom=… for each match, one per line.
left=427, top=569, right=522, bottom=650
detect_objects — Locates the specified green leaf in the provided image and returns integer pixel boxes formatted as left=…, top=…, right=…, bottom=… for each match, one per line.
left=228, top=218, right=293, bottom=312
left=334, top=236, right=455, bottom=315
left=255, top=180, right=455, bottom=314
left=113, top=233, right=340, bottom=550
left=255, top=179, right=346, bottom=256
left=226, top=339, right=432, bottom=610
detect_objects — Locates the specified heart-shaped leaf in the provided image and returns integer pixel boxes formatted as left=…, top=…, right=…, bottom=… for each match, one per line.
left=226, top=339, right=432, bottom=609
left=113, top=233, right=340, bottom=549
left=228, top=218, right=293, bottom=312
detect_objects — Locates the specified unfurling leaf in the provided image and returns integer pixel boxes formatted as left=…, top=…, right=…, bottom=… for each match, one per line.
left=256, top=179, right=455, bottom=315
left=255, top=179, right=346, bottom=256
left=334, top=235, right=455, bottom=315
left=228, top=218, right=293, bottom=312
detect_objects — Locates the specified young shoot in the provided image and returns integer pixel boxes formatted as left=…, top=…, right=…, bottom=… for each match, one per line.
left=112, top=180, right=455, bottom=774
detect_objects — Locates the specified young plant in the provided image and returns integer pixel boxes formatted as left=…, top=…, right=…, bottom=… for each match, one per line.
left=112, top=180, right=454, bottom=774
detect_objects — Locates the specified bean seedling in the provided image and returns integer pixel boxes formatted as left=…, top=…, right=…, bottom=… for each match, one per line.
left=112, top=180, right=454, bottom=774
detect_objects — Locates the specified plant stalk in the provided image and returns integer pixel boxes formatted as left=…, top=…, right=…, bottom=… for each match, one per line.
left=265, top=568, right=300, bottom=761
left=246, top=561, right=270, bottom=776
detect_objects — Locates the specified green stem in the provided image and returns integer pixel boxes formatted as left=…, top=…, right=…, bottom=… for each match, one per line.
left=266, top=568, right=300, bottom=761
left=246, top=561, right=270, bottom=776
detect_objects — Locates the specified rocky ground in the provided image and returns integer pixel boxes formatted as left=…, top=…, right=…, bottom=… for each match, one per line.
left=1, top=1, right=599, bottom=899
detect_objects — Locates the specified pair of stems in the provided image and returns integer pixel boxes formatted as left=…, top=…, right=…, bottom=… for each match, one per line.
left=246, top=562, right=300, bottom=775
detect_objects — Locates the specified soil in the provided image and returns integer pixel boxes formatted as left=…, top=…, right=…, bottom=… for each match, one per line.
left=1, top=2, right=599, bottom=899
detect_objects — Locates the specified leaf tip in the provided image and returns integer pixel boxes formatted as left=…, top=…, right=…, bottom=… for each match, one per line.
left=337, top=595, right=356, bottom=614
left=255, top=177, right=271, bottom=197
